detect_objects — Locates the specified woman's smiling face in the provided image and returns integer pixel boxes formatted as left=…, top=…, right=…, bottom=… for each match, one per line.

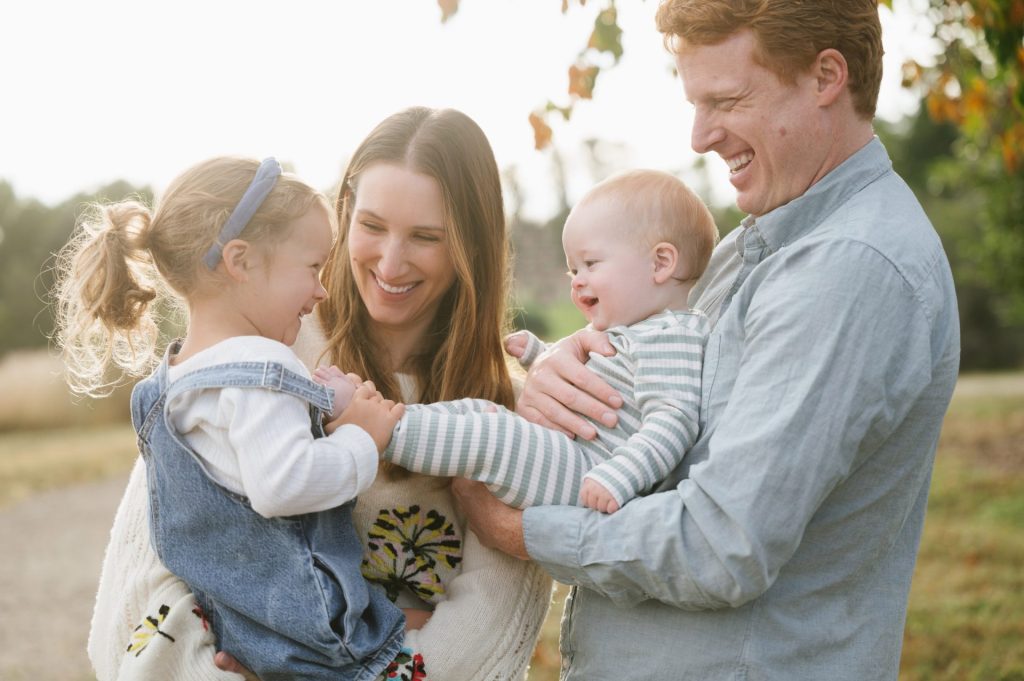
left=347, top=163, right=457, bottom=339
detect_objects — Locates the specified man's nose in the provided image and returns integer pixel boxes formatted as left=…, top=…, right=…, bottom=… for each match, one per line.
left=691, top=109, right=724, bottom=154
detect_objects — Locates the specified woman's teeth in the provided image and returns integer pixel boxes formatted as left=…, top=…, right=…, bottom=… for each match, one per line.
left=376, top=276, right=415, bottom=294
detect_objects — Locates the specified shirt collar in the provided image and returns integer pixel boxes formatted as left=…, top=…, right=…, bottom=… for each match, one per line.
left=738, top=137, right=893, bottom=259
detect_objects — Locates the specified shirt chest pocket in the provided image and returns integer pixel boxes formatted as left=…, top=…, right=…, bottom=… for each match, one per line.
left=699, top=322, right=743, bottom=433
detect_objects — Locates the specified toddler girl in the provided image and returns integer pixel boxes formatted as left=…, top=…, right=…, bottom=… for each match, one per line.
left=55, top=156, right=404, bottom=681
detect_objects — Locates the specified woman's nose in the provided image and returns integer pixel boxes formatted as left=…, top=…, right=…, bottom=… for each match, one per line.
left=376, top=237, right=407, bottom=280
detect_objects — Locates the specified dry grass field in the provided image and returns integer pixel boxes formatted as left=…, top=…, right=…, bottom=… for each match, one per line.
left=0, top=350, right=1020, bottom=680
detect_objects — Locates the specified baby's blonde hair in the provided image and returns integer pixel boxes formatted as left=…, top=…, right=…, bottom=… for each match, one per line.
left=577, top=169, right=718, bottom=282
left=53, top=156, right=329, bottom=396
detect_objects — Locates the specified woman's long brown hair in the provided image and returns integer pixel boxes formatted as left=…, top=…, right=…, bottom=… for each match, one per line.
left=319, top=107, right=515, bottom=418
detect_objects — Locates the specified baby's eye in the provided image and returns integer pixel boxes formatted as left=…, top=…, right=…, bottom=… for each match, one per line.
left=584, top=260, right=598, bottom=268
left=566, top=269, right=577, bottom=278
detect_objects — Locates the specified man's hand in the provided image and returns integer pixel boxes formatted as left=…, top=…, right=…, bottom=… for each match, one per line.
left=579, top=478, right=620, bottom=514
left=450, top=479, right=529, bottom=560
left=517, top=328, right=622, bottom=439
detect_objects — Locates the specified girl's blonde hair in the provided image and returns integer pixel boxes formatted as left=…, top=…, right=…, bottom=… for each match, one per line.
left=319, top=107, right=515, bottom=411
left=54, top=156, right=329, bottom=396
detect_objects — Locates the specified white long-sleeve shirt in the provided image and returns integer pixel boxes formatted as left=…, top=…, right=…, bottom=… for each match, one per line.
left=166, top=336, right=378, bottom=518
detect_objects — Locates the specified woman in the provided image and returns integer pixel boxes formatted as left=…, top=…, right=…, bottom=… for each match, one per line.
left=88, top=107, right=552, bottom=681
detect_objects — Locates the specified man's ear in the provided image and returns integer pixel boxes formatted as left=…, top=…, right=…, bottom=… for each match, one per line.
left=220, top=239, right=252, bottom=282
left=814, top=48, right=849, bottom=107
left=652, top=242, right=680, bottom=284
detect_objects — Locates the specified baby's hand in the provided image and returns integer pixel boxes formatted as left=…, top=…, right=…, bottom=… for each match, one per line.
left=504, top=330, right=529, bottom=359
left=580, top=478, right=620, bottom=514
left=313, top=365, right=362, bottom=420
left=333, top=381, right=405, bottom=452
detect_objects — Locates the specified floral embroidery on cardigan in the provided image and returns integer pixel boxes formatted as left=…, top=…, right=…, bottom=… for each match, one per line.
left=126, top=604, right=175, bottom=656
left=362, top=505, right=462, bottom=604
left=379, top=646, right=427, bottom=680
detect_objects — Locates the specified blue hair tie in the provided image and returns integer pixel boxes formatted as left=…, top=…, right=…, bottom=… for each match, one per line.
left=203, top=157, right=282, bottom=269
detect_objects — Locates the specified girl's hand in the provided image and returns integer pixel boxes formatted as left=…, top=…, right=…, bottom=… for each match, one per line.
left=579, top=478, right=620, bottom=514
left=313, top=365, right=362, bottom=421
left=516, top=328, right=622, bottom=439
left=334, top=382, right=405, bottom=452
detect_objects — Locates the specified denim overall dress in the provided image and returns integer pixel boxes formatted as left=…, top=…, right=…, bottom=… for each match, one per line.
left=131, top=342, right=404, bottom=681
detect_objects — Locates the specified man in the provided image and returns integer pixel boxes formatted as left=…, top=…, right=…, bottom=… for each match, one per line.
left=454, top=1, right=960, bottom=679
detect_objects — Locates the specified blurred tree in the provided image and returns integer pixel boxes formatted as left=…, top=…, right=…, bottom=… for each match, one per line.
left=888, top=0, right=1024, bottom=323
left=0, top=181, right=150, bottom=354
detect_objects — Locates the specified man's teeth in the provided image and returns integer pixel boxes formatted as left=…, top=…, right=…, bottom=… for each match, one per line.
left=726, top=152, right=754, bottom=174
left=376, top=277, right=415, bottom=294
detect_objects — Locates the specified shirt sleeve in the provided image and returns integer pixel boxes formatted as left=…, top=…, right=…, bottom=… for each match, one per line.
left=523, top=239, right=941, bottom=609
left=223, top=388, right=378, bottom=518
left=583, top=321, right=705, bottom=506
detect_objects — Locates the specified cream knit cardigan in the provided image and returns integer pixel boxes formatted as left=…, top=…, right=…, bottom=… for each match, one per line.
left=87, top=320, right=552, bottom=681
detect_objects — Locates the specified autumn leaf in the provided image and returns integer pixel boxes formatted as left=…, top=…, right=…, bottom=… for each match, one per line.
left=588, top=6, right=623, bottom=62
left=529, top=112, right=553, bottom=150
left=438, top=0, right=459, bottom=23
left=568, top=64, right=600, bottom=99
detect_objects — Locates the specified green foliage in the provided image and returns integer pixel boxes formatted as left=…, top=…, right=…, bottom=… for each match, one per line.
left=0, top=181, right=151, bottom=355
left=896, top=0, right=1024, bottom=323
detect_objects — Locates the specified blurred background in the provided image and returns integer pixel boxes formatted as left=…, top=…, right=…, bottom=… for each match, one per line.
left=0, top=1, right=1021, bottom=679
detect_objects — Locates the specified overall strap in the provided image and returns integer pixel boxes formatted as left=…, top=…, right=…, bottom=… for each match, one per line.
left=165, top=361, right=334, bottom=413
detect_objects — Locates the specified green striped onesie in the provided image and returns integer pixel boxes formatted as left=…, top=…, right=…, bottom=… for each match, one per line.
left=383, top=310, right=709, bottom=509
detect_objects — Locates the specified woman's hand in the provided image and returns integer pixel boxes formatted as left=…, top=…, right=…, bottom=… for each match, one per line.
left=517, top=328, right=622, bottom=439
left=214, top=651, right=259, bottom=680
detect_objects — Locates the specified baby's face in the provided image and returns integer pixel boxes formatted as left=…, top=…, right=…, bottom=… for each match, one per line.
left=561, top=198, right=661, bottom=331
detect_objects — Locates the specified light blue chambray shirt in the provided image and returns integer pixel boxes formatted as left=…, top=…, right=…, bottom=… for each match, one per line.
left=523, top=138, right=960, bottom=681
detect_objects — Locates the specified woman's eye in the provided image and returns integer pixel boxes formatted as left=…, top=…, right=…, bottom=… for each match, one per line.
left=415, top=233, right=441, bottom=243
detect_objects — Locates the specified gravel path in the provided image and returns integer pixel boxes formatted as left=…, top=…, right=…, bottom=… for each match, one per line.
left=0, top=474, right=128, bottom=681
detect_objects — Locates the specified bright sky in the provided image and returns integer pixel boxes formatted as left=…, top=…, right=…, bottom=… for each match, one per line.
left=1, top=0, right=938, bottom=220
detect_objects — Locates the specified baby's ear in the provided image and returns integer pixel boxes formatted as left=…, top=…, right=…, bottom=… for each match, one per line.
left=651, top=242, right=679, bottom=284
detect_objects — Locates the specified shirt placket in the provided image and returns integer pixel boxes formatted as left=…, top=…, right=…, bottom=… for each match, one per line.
left=719, top=224, right=772, bottom=318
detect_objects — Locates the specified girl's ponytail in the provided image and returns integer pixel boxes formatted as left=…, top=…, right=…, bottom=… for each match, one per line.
left=54, top=199, right=163, bottom=396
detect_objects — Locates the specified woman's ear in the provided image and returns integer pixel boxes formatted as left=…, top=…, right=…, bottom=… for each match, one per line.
left=651, top=242, right=680, bottom=284
left=220, top=239, right=252, bottom=282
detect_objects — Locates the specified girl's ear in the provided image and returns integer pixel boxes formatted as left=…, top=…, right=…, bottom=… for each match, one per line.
left=651, top=242, right=680, bottom=284
left=220, top=239, right=252, bottom=282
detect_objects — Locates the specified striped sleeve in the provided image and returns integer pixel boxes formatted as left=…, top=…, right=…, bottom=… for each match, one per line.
left=515, top=331, right=549, bottom=370
left=583, top=314, right=708, bottom=506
